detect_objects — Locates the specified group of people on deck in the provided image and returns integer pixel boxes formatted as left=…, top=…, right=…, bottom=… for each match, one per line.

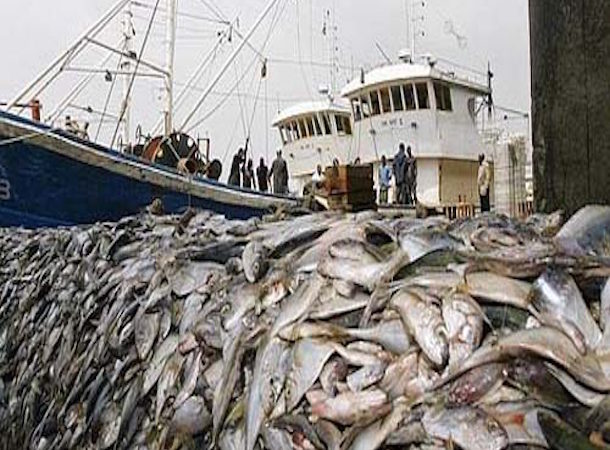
left=228, top=148, right=289, bottom=195
left=378, top=143, right=418, bottom=206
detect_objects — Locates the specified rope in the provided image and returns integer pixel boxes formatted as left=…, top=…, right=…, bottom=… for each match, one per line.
left=95, top=55, right=123, bottom=142
left=110, top=0, right=161, bottom=149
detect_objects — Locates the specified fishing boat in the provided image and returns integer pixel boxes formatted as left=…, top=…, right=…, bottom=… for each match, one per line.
left=0, top=0, right=296, bottom=228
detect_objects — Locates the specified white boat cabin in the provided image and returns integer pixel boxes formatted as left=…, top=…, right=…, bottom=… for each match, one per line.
left=341, top=59, right=491, bottom=206
left=273, top=99, right=353, bottom=195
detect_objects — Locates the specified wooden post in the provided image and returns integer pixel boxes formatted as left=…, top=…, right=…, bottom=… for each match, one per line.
left=530, top=0, right=610, bottom=214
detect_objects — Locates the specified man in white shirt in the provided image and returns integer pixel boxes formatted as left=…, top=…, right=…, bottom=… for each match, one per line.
left=477, top=154, right=492, bottom=213
left=312, top=164, right=325, bottom=187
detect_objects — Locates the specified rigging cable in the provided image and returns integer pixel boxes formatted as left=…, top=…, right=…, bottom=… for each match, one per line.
left=110, top=0, right=161, bottom=149
left=95, top=54, right=123, bottom=142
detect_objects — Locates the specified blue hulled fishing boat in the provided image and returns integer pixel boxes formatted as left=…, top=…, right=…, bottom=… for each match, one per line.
left=0, top=0, right=293, bottom=228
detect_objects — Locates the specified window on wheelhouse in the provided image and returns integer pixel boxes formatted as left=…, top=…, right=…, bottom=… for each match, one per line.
left=313, top=115, right=323, bottom=135
left=298, top=119, right=308, bottom=138
left=321, top=113, right=332, bottom=134
left=403, top=84, right=416, bottom=110
left=306, top=116, right=315, bottom=137
left=380, top=88, right=392, bottom=114
left=433, top=82, right=453, bottom=111
left=291, top=121, right=300, bottom=140
left=351, top=98, right=362, bottom=122
left=343, top=116, right=352, bottom=135
left=391, top=86, right=404, bottom=111
left=370, top=90, right=381, bottom=116
left=279, top=125, right=289, bottom=144
left=416, top=82, right=430, bottom=109
left=335, top=114, right=346, bottom=135
left=360, top=95, right=371, bottom=119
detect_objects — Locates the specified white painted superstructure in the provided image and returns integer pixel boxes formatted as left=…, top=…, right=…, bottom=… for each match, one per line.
left=341, top=58, right=491, bottom=206
left=272, top=98, right=353, bottom=194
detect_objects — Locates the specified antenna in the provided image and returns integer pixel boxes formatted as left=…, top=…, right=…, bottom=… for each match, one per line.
left=323, top=6, right=339, bottom=94
left=405, top=0, right=426, bottom=59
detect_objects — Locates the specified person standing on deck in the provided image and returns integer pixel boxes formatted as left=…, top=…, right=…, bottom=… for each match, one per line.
left=228, top=148, right=245, bottom=187
left=378, top=155, right=392, bottom=205
left=405, top=146, right=418, bottom=205
left=312, top=164, right=325, bottom=188
left=242, top=159, right=256, bottom=190
left=478, top=154, right=492, bottom=213
left=393, top=143, right=407, bottom=204
left=257, top=158, right=269, bottom=193
left=269, top=150, right=289, bottom=194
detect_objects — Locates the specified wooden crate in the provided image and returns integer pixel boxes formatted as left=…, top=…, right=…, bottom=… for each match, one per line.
left=325, top=165, right=374, bottom=195
left=324, top=164, right=376, bottom=211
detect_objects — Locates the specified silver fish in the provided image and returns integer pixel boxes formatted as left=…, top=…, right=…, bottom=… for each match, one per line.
left=134, top=311, right=160, bottom=361
left=422, top=405, right=508, bottom=450
left=391, top=288, right=448, bottom=367
left=174, top=350, right=201, bottom=410
left=246, top=337, right=287, bottom=450
left=307, top=388, right=391, bottom=426
left=171, top=396, right=212, bottom=436
left=284, top=339, right=335, bottom=413
left=442, top=292, right=484, bottom=369
left=142, top=334, right=180, bottom=397
left=242, top=241, right=269, bottom=284
left=155, top=352, right=184, bottom=423
left=556, top=205, right=610, bottom=257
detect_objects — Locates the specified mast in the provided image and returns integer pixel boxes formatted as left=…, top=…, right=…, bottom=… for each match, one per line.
left=120, top=5, right=136, bottom=149
left=164, top=0, right=177, bottom=135
left=407, top=0, right=415, bottom=59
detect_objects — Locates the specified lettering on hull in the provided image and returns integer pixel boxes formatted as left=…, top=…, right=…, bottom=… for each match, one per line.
left=0, top=165, right=10, bottom=200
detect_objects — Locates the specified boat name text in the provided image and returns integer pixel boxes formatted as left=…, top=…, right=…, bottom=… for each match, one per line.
left=0, top=166, right=10, bottom=200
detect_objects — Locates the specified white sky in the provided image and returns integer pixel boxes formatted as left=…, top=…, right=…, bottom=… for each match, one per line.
left=0, top=0, right=530, bottom=168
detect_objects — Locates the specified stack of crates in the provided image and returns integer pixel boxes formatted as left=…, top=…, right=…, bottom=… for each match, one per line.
left=324, top=165, right=376, bottom=212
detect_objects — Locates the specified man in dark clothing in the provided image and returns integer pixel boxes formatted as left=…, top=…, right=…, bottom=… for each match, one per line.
left=393, top=143, right=407, bottom=204
left=228, top=148, right=245, bottom=187
left=257, top=157, right=269, bottom=192
left=269, top=150, right=289, bottom=194
left=405, top=146, right=418, bottom=205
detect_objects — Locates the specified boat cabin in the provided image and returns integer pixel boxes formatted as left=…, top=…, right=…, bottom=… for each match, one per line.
left=341, top=60, right=491, bottom=207
left=273, top=99, right=353, bottom=195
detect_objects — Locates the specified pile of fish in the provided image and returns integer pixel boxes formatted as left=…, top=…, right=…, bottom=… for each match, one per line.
left=1, top=205, right=610, bottom=450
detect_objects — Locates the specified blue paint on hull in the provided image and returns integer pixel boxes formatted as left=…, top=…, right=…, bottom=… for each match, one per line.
left=0, top=114, right=279, bottom=228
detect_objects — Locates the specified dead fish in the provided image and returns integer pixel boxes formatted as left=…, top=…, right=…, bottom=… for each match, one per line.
left=284, top=339, right=335, bottom=413
left=530, top=268, right=602, bottom=353
left=318, top=250, right=409, bottom=292
left=436, top=327, right=610, bottom=393
left=556, top=205, right=610, bottom=257
left=156, top=352, right=184, bottom=422
left=391, top=288, right=448, bottom=367
left=174, top=350, right=201, bottom=410
left=134, top=312, right=160, bottom=361
left=246, top=337, right=287, bottom=450
left=422, top=405, right=508, bottom=450
left=483, top=402, right=548, bottom=448
left=242, top=241, right=269, bottom=284
left=442, top=292, right=484, bottom=369
left=270, top=276, right=325, bottom=337
left=464, top=272, right=532, bottom=310
left=171, top=396, right=211, bottom=436
left=142, top=334, right=180, bottom=397
left=307, top=388, right=391, bottom=426
left=320, top=357, right=348, bottom=396
left=347, top=400, right=410, bottom=450
left=347, top=363, right=387, bottom=392
left=170, top=261, right=224, bottom=296
left=446, top=363, right=506, bottom=406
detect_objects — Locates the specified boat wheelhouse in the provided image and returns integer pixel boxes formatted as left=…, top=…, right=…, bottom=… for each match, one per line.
left=341, top=57, right=491, bottom=207
left=272, top=99, right=353, bottom=195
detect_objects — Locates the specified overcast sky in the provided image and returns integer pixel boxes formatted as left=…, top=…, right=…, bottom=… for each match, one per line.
left=0, top=0, right=530, bottom=167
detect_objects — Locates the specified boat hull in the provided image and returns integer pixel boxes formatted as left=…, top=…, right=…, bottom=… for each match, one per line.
left=0, top=112, right=295, bottom=228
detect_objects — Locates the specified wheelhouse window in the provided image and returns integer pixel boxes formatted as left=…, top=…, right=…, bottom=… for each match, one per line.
left=416, top=82, right=430, bottom=109
left=298, top=119, right=307, bottom=138
left=313, top=115, right=323, bottom=135
left=360, top=95, right=371, bottom=119
left=433, top=82, right=453, bottom=111
left=321, top=113, right=332, bottom=134
left=279, top=125, right=289, bottom=144
left=343, top=116, right=352, bottom=135
left=403, top=84, right=416, bottom=110
left=380, top=88, right=392, bottom=114
left=351, top=98, right=362, bottom=122
left=335, top=114, right=346, bottom=135
left=391, top=86, right=403, bottom=112
left=306, top=116, right=315, bottom=137
left=370, top=90, right=381, bottom=116
left=291, top=121, right=300, bottom=140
